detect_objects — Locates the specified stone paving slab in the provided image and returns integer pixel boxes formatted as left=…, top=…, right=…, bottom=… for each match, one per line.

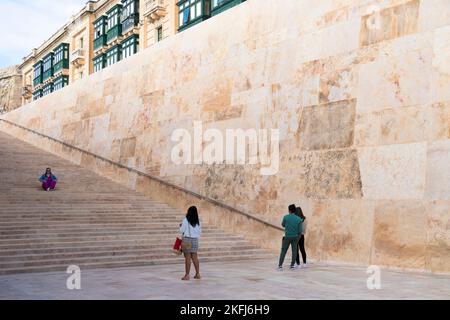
left=0, top=260, right=449, bottom=300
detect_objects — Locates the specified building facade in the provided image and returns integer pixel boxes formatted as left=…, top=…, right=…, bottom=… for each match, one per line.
left=20, top=1, right=96, bottom=105
left=17, top=0, right=247, bottom=107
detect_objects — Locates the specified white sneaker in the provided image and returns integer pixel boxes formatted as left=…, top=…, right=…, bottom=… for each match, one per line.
left=294, top=263, right=300, bottom=269
left=277, top=266, right=283, bottom=271
left=46, top=188, right=50, bottom=192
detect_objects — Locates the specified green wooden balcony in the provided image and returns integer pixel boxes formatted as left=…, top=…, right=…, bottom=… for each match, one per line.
left=94, top=35, right=107, bottom=50
left=107, top=24, right=122, bottom=43
left=42, top=69, right=53, bottom=82
left=33, top=77, right=42, bottom=87
left=53, top=60, right=69, bottom=74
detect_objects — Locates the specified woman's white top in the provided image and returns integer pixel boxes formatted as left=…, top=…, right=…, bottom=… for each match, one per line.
left=180, top=218, right=202, bottom=238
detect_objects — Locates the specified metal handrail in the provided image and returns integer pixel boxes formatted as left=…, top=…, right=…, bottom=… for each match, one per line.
left=0, top=118, right=283, bottom=231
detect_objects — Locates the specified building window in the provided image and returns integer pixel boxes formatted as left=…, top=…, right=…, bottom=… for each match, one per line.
left=178, top=0, right=210, bottom=31
left=106, top=46, right=121, bottom=67
left=53, top=43, right=69, bottom=74
left=122, top=35, right=139, bottom=59
left=42, top=53, right=54, bottom=81
left=122, top=0, right=135, bottom=19
left=107, top=5, right=123, bottom=43
left=53, top=76, right=69, bottom=91
left=94, top=18, right=105, bottom=39
left=157, top=26, right=163, bottom=42
left=93, top=54, right=106, bottom=72
left=107, top=5, right=121, bottom=31
left=33, top=90, right=42, bottom=101
left=121, top=0, right=139, bottom=32
left=42, top=83, right=53, bottom=96
left=94, top=16, right=107, bottom=50
left=79, top=37, right=84, bottom=49
left=33, top=61, right=43, bottom=86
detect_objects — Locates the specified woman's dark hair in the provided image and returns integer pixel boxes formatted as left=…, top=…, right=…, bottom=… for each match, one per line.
left=288, top=204, right=296, bottom=213
left=44, top=168, right=52, bottom=175
left=186, top=206, right=200, bottom=227
left=296, top=207, right=306, bottom=220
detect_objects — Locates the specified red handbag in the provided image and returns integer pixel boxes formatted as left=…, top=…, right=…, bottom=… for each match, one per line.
left=173, top=237, right=182, bottom=254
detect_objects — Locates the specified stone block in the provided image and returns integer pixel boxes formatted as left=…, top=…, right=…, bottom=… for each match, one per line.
left=372, top=200, right=427, bottom=269
left=358, top=143, right=427, bottom=199
left=304, top=149, right=363, bottom=199
left=298, top=99, right=356, bottom=150
left=425, top=139, right=450, bottom=200
left=360, top=0, right=420, bottom=47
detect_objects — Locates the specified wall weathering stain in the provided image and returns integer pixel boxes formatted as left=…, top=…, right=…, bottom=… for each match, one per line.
left=1, top=0, right=449, bottom=273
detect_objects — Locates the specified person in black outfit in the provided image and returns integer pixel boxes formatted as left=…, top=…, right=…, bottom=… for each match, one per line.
left=295, top=206, right=307, bottom=267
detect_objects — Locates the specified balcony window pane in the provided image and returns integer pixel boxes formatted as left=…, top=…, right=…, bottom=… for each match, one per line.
left=184, top=9, right=190, bottom=24
left=196, top=2, right=202, bottom=17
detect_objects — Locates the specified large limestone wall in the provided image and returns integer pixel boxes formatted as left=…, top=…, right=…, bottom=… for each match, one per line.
left=1, top=0, right=449, bottom=273
left=0, top=66, right=22, bottom=113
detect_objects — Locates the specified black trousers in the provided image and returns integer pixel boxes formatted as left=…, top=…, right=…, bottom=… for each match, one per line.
left=296, top=234, right=307, bottom=264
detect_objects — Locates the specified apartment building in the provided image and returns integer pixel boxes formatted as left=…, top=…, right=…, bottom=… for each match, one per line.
left=20, top=1, right=96, bottom=104
left=18, top=0, right=247, bottom=106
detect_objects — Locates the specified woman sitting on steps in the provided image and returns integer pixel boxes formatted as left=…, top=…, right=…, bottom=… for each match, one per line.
left=39, top=167, right=58, bottom=191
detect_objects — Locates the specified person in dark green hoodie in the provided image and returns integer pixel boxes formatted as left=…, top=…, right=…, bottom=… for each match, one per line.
left=277, top=204, right=302, bottom=270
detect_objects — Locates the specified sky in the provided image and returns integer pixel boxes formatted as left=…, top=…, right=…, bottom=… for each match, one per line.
left=0, top=0, right=87, bottom=68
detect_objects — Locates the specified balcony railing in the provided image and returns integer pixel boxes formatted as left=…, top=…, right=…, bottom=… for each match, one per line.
left=121, top=12, right=139, bottom=33
left=107, top=24, right=122, bottom=43
left=33, top=77, right=42, bottom=87
left=144, top=0, right=166, bottom=23
left=42, top=69, right=53, bottom=82
left=53, top=59, right=69, bottom=74
left=94, top=35, right=107, bottom=51
left=70, top=49, right=85, bottom=66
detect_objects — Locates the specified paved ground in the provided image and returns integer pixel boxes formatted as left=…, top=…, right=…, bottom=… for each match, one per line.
left=0, top=259, right=449, bottom=300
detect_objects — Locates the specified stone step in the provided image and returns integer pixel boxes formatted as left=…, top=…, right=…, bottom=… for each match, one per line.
left=0, top=218, right=185, bottom=224
left=0, top=222, right=186, bottom=228
left=0, top=250, right=270, bottom=269
left=0, top=218, right=183, bottom=224
left=1, top=246, right=264, bottom=262
left=0, top=234, right=246, bottom=246
left=0, top=240, right=256, bottom=256
left=0, top=229, right=233, bottom=239
left=0, top=225, right=207, bottom=233
left=0, top=254, right=274, bottom=275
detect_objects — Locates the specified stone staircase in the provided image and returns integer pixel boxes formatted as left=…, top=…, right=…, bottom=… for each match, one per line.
left=0, top=131, right=273, bottom=274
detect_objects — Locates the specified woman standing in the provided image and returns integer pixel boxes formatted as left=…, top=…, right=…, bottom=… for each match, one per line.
left=180, top=206, right=202, bottom=281
left=295, top=206, right=308, bottom=268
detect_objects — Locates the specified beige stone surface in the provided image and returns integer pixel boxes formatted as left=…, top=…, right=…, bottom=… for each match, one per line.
left=1, top=260, right=450, bottom=300
left=0, top=66, right=22, bottom=113
left=358, top=143, right=427, bottom=200
left=425, top=140, right=450, bottom=200
left=372, top=201, right=428, bottom=269
left=1, top=0, right=449, bottom=273
left=426, top=201, right=450, bottom=273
